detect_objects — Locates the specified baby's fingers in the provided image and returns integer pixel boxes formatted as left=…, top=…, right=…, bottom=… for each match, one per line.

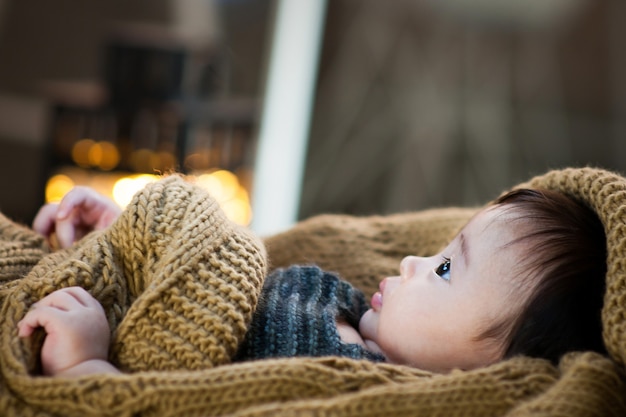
left=17, top=307, right=50, bottom=337
left=17, top=313, right=38, bottom=338
left=55, top=186, right=95, bottom=219
left=32, top=203, right=60, bottom=237
left=53, top=213, right=79, bottom=249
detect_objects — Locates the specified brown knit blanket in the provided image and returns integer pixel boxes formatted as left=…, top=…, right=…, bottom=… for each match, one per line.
left=0, top=168, right=625, bottom=416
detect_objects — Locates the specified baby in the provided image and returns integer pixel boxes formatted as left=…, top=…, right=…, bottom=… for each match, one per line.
left=18, top=183, right=607, bottom=375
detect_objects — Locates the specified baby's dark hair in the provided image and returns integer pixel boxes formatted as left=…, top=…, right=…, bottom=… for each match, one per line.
left=481, top=188, right=607, bottom=364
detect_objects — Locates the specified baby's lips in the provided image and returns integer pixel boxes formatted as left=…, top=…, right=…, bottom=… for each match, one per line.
left=379, top=278, right=387, bottom=294
left=371, top=277, right=393, bottom=311
left=370, top=292, right=383, bottom=311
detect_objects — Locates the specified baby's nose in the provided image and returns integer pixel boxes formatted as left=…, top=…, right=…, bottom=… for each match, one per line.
left=400, top=256, right=421, bottom=278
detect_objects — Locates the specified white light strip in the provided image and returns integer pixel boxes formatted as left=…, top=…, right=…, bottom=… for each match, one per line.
left=250, top=0, right=328, bottom=236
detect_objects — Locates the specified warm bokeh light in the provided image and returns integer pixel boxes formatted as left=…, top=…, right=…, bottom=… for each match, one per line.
left=184, top=151, right=212, bottom=171
left=45, top=174, right=76, bottom=203
left=112, top=174, right=160, bottom=208
left=194, top=169, right=252, bottom=225
left=157, top=150, right=177, bottom=172
left=88, top=141, right=121, bottom=171
left=72, top=139, right=121, bottom=170
left=221, top=187, right=251, bottom=225
left=44, top=167, right=252, bottom=226
left=130, top=149, right=177, bottom=173
left=130, top=148, right=157, bottom=173
left=195, top=170, right=237, bottom=202
left=71, top=138, right=96, bottom=167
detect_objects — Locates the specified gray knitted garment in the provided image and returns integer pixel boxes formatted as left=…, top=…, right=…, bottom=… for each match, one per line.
left=234, top=265, right=386, bottom=362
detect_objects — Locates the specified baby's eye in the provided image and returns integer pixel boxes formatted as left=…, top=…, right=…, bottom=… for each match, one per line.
left=435, top=258, right=451, bottom=281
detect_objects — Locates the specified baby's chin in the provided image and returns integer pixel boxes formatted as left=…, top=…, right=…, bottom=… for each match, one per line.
left=358, top=309, right=378, bottom=341
left=357, top=309, right=387, bottom=358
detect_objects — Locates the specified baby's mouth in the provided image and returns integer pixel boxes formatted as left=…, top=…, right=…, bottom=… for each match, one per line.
left=370, top=278, right=387, bottom=311
left=370, top=291, right=382, bottom=311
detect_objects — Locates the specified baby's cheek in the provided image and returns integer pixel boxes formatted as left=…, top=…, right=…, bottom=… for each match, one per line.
left=358, top=309, right=379, bottom=341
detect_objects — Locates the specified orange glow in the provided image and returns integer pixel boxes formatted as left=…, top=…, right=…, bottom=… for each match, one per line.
left=99, top=141, right=121, bottom=171
left=221, top=186, right=251, bottom=225
left=184, top=151, right=211, bottom=171
left=193, top=170, right=252, bottom=225
left=44, top=167, right=252, bottom=226
left=88, top=141, right=120, bottom=171
left=71, top=139, right=96, bottom=167
left=72, top=139, right=121, bottom=170
left=45, top=174, right=76, bottom=203
left=157, top=150, right=177, bottom=172
left=129, top=148, right=176, bottom=173
left=87, top=142, right=103, bottom=166
left=112, top=174, right=160, bottom=208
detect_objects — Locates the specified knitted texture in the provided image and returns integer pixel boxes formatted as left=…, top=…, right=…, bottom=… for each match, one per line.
left=0, top=212, right=49, bottom=287
left=0, top=175, right=267, bottom=415
left=522, top=167, right=626, bottom=370
left=234, top=265, right=385, bottom=362
left=0, top=167, right=624, bottom=417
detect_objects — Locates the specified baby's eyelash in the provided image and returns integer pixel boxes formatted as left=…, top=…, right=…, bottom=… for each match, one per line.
left=435, top=257, right=451, bottom=280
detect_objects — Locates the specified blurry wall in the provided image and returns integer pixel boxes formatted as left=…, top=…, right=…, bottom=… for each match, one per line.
left=0, top=0, right=625, bottom=226
left=0, top=0, right=270, bottom=224
left=300, top=0, right=626, bottom=219
left=0, top=1, right=178, bottom=223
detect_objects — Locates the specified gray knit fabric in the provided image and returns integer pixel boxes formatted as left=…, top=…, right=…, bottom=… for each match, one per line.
left=235, top=265, right=385, bottom=362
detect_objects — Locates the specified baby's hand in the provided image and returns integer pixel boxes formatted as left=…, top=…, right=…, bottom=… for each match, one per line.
left=18, top=287, right=111, bottom=376
left=33, top=186, right=122, bottom=249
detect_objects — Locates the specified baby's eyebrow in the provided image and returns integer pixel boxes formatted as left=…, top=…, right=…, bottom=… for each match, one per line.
left=459, top=233, right=470, bottom=267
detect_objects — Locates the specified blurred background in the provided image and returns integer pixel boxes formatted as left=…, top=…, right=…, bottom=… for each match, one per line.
left=0, top=0, right=624, bottom=235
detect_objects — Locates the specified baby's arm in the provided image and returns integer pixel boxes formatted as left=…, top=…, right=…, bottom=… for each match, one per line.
left=17, top=287, right=121, bottom=377
left=33, top=186, right=122, bottom=249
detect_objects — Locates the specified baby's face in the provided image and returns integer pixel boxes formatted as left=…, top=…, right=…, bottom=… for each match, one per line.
left=359, top=205, right=531, bottom=372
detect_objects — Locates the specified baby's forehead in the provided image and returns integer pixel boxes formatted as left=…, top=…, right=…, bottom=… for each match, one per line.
left=460, top=205, right=531, bottom=252
left=464, top=205, right=519, bottom=233
left=459, top=206, right=536, bottom=290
